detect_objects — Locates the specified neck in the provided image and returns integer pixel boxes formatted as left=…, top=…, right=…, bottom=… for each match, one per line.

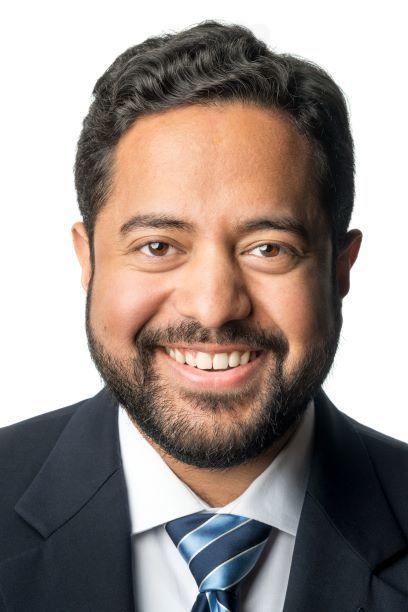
left=151, top=425, right=297, bottom=507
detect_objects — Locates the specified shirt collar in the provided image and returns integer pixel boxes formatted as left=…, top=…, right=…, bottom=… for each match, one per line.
left=118, top=401, right=314, bottom=537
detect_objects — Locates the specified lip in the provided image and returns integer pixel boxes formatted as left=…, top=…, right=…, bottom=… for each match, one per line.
left=161, top=343, right=262, bottom=354
left=157, top=347, right=267, bottom=390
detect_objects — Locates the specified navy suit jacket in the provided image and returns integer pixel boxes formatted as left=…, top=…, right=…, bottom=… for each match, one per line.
left=0, top=387, right=407, bottom=611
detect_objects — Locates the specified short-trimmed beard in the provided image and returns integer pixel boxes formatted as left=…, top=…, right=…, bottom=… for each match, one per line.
left=85, top=284, right=342, bottom=469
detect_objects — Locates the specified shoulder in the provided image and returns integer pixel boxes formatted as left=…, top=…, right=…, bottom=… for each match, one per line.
left=346, top=413, right=408, bottom=472
left=339, top=409, right=408, bottom=530
left=315, top=388, right=408, bottom=468
left=0, top=398, right=89, bottom=503
left=0, top=397, right=87, bottom=449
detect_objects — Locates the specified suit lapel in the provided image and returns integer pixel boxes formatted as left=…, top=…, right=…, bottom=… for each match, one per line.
left=0, top=387, right=134, bottom=612
left=284, top=390, right=408, bottom=611
left=2, top=387, right=407, bottom=610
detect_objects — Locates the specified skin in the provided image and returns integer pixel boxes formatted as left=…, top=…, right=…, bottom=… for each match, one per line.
left=73, top=103, right=361, bottom=506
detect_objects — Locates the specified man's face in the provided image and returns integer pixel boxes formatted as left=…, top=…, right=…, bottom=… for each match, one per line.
left=73, top=103, right=359, bottom=468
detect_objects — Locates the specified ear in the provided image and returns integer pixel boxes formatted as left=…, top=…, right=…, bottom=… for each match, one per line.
left=72, top=222, right=92, bottom=291
left=336, top=229, right=363, bottom=298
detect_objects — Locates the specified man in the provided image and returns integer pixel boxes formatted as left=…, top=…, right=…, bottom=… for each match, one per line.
left=0, top=20, right=406, bottom=612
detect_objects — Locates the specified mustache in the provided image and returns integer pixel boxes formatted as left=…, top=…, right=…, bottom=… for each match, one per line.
left=134, top=319, right=289, bottom=358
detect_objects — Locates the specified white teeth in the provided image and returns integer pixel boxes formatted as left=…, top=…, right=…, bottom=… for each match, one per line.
left=213, top=353, right=229, bottom=370
left=185, top=352, right=197, bottom=366
left=228, top=351, right=241, bottom=368
left=196, top=351, right=213, bottom=370
left=174, top=348, right=186, bottom=364
left=165, top=347, right=258, bottom=370
left=240, top=351, right=250, bottom=365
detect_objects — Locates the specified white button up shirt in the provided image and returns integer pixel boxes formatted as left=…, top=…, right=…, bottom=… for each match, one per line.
left=118, top=402, right=314, bottom=611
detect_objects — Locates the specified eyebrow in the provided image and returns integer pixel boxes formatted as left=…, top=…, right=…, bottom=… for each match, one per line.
left=119, top=213, right=309, bottom=241
left=235, top=217, right=309, bottom=241
left=120, top=214, right=194, bottom=235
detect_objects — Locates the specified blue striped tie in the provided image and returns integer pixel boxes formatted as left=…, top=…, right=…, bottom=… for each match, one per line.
left=166, top=512, right=272, bottom=612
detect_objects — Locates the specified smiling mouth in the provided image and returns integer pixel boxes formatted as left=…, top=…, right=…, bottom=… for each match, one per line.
left=163, top=347, right=262, bottom=371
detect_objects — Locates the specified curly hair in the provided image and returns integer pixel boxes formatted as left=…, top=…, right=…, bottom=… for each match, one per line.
left=75, top=20, right=354, bottom=251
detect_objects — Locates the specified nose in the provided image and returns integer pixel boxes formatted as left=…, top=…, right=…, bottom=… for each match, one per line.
left=173, top=244, right=252, bottom=328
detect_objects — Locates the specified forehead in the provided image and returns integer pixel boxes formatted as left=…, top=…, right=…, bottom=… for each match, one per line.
left=97, top=103, right=325, bottom=237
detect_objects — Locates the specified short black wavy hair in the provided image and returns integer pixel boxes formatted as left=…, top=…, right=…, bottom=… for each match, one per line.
left=75, top=20, right=354, bottom=249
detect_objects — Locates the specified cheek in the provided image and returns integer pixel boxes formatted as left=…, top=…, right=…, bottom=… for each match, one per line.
left=89, top=268, right=167, bottom=350
left=256, top=269, right=334, bottom=352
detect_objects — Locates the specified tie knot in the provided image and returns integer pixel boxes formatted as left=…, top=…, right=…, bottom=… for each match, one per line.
left=166, top=512, right=271, bottom=594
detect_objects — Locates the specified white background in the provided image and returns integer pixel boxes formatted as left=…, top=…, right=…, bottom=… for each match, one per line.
left=0, top=0, right=406, bottom=441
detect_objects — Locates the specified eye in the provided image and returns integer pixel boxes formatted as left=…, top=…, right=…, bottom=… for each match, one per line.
left=249, top=243, right=293, bottom=258
left=139, top=241, right=177, bottom=257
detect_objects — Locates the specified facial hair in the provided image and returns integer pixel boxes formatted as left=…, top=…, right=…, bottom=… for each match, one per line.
left=85, top=284, right=342, bottom=469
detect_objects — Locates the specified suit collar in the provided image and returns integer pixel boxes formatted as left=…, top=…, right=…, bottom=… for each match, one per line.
left=3, top=387, right=135, bottom=611
left=16, top=386, right=406, bottom=563
left=284, top=389, right=408, bottom=611
left=15, top=387, right=122, bottom=538
left=7, top=387, right=408, bottom=611
left=309, top=389, right=406, bottom=569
